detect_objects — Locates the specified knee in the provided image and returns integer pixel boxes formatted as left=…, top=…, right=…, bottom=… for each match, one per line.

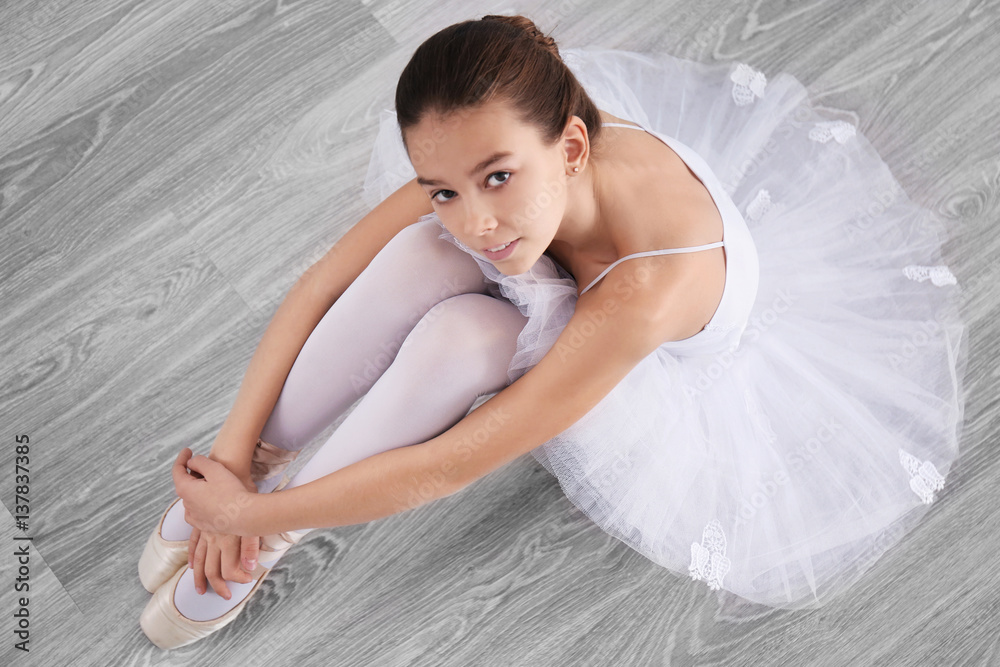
left=377, top=218, right=490, bottom=295
left=397, top=293, right=527, bottom=386
left=380, top=218, right=456, bottom=263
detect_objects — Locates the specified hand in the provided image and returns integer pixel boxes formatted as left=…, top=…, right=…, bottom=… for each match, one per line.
left=187, top=526, right=261, bottom=599
left=172, top=447, right=256, bottom=536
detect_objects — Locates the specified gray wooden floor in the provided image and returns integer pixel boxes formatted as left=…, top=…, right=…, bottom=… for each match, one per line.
left=2, top=1, right=997, bottom=665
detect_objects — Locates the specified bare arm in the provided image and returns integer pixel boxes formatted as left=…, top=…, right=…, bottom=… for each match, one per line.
left=209, top=178, right=434, bottom=477
left=239, top=255, right=689, bottom=535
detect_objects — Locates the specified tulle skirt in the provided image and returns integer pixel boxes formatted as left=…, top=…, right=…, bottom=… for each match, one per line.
left=362, top=47, right=968, bottom=618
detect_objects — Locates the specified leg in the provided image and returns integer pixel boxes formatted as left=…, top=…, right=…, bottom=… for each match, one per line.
left=260, top=219, right=495, bottom=451
left=172, top=292, right=528, bottom=619
left=285, top=292, right=529, bottom=489
left=160, top=218, right=492, bottom=540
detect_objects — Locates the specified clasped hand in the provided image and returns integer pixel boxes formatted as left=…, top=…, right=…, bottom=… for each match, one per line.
left=172, top=447, right=256, bottom=536
left=172, top=447, right=261, bottom=599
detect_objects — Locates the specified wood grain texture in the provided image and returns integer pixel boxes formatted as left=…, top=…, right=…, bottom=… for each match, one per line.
left=1, top=1, right=996, bottom=665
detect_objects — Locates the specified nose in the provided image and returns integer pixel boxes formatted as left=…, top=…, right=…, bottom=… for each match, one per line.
left=462, top=200, right=497, bottom=238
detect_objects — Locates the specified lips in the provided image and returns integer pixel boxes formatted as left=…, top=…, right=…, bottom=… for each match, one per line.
left=483, top=240, right=515, bottom=252
left=483, top=238, right=520, bottom=260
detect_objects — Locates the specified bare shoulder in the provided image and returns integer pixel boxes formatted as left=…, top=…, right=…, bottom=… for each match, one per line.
left=588, top=209, right=726, bottom=344
left=575, top=251, right=707, bottom=346
left=588, top=112, right=727, bottom=343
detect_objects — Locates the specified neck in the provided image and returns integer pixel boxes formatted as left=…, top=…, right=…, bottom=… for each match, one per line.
left=546, top=155, right=617, bottom=270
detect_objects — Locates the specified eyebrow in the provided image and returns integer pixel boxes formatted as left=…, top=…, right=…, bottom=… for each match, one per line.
left=416, top=151, right=514, bottom=187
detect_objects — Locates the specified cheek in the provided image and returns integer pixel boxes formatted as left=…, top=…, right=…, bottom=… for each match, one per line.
left=515, top=175, right=563, bottom=220
left=535, top=183, right=564, bottom=222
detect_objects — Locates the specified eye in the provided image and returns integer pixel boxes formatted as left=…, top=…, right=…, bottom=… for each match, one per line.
left=431, top=170, right=511, bottom=204
left=431, top=189, right=456, bottom=203
left=487, top=171, right=510, bottom=187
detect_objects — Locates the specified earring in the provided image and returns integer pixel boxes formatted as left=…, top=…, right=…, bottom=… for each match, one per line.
left=573, top=166, right=579, bottom=172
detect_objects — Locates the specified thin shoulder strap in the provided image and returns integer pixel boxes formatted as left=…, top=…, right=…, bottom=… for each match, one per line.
left=601, top=121, right=646, bottom=130
left=580, top=243, right=725, bottom=296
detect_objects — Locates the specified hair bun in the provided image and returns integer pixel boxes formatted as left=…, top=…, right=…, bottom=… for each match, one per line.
left=481, top=14, right=560, bottom=59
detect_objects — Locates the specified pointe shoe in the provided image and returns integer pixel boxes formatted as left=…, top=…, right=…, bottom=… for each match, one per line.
left=138, top=438, right=299, bottom=593
left=140, top=528, right=306, bottom=649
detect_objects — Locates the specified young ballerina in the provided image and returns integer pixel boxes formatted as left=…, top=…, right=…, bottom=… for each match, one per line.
left=139, top=14, right=968, bottom=648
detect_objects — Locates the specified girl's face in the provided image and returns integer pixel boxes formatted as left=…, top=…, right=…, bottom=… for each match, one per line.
left=407, top=99, right=572, bottom=275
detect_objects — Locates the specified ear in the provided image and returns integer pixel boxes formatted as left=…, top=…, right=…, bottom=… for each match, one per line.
left=562, top=114, right=590, bottom=172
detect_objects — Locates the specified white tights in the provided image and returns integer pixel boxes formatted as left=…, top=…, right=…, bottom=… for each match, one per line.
left=159, top=219, right=528, bottom=620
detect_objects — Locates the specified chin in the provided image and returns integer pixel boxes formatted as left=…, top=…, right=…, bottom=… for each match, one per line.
left=493, top=255, right=534, bottom=276
left=480, top=241, right=534, bottom=275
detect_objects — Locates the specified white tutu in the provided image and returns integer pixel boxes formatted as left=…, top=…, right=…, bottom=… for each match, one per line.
left=362, top=47, right=969, bottom=617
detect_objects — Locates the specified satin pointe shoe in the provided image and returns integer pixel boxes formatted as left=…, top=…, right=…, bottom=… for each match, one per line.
left=137, top=438, right=299, bottom=593
left=140, top=528, right=306, bottom=650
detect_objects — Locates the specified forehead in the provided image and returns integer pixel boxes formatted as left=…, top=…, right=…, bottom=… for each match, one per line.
left=419, top=98, right=524, bottom=135
left=406, top=100, right=541, bottom=167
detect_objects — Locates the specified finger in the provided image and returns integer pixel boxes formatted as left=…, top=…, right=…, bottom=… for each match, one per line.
left=171, top=448, right=193, bottom=493
left=192, top=534, right=208, bottom=595
left=224, top=536, right=252, bottom=585
left=205, top=540, right=231, bottom=600
left=174, top=447, right=192, bottom=467
left=188, top=525, right=201, bottom=570
left=184, top=455, right=217, bottom=479
left=241, top=535, right=260, bottom=575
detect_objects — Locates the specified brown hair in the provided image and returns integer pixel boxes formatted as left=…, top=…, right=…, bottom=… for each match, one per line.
left=394, top=14, right=603, bottom=159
